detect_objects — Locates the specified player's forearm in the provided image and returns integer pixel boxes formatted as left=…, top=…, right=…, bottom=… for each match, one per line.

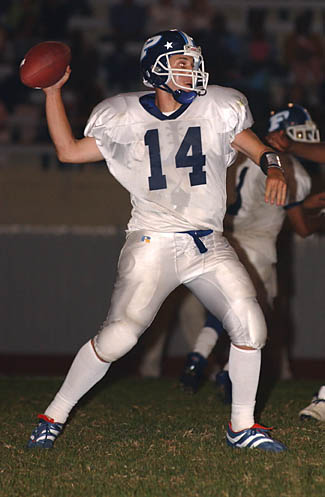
left=288, top=205, right=325, bottom=237
left=288, top=142, right=325, bottom=163
left=45, top=89, right=79, bottom=163
left=301, top=215, right=324, bottom=237
left=232, top=129, right=274, bottom=165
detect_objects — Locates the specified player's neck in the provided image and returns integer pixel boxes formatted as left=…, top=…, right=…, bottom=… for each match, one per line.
left=155, top=88, right=182, bottom=113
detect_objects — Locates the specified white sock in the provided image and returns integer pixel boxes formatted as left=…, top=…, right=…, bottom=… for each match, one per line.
left=229, top=343, right=261, bottom=432
left=45, top=340, right=110, bottom=424
left=318, top=385, right=325, bottom=399
left=193, top=327, right=218, bottom=359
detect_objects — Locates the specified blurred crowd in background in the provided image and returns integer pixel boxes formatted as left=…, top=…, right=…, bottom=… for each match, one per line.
left=0, top=0, right=324, bottom=148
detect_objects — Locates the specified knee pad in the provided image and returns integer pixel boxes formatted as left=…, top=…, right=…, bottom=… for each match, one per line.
left=223, top=297, right=267, bottom=349
left=93, top=318, right=142, bottom=362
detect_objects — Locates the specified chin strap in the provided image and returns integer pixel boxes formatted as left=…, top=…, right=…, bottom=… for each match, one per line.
left=173, top=89, right=198, bottom=104
left=160, top=83, right=198, bottom=104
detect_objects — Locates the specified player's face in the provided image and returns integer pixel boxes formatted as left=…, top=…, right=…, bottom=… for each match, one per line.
left=168, top=54, right=194, bottom=91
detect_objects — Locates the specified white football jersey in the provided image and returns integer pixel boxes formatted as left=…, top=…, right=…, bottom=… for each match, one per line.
left=225, top=155, right=311, bottom=263
left=84, top=85, right=253, bottom=232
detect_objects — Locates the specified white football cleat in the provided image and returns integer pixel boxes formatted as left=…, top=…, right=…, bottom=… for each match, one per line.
left=299, top=394, right=325, bottom=421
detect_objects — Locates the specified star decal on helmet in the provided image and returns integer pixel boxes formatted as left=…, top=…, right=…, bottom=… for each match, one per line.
left=164, top=41, right=173, bottom=50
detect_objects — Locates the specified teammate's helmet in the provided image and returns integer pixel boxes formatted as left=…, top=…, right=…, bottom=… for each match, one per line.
left=268, top=103, right=320, bottom=143
left=140, top=30, right=209, bottom=102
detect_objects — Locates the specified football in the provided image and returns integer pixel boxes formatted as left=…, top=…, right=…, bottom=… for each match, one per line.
left=19, top=41, right=71, bottom=89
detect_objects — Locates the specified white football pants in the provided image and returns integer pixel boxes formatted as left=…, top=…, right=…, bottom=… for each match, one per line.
left=94, top=230, right=267, bottom=362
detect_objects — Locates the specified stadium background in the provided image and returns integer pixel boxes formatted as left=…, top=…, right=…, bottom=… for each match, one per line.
left=0, top=0, right=324, bottom=378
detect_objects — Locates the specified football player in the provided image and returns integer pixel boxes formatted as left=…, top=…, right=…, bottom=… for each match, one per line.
left=179, top=104, right=325, bottom=405
left=266, top=106, right=325, bottom=423
left=27, top=30, right=287, bottom=451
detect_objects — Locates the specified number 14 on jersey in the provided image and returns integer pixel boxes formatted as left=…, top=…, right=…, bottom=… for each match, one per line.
left=145, top=126, right=207, bottom=191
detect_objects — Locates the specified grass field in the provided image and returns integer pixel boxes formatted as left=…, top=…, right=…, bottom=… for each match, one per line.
left=0, top=375, right=324, bottom=497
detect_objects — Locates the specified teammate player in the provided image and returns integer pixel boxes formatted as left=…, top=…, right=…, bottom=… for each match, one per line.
left=266, top=111, right=325, bottom=423
left=27, top=30, right=287, bottom=451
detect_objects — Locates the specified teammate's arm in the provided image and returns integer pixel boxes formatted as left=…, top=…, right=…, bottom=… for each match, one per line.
left=43, top=67, right=103, bottom=164
left=266, top=130, right=325, bottom=163
left=231, top=128, right=287, bottom=206
left=286, top=192, right=325, bottom=237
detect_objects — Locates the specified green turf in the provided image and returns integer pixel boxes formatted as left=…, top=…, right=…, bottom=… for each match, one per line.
left=0, top=376, right=324, bottom=497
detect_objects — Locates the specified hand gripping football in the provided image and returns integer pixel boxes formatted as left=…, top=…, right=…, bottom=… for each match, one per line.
left=19, top=41, right=71, bottom=89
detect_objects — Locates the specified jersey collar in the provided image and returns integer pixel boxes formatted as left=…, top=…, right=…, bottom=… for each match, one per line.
left=139, top=93, right=190, bottom=120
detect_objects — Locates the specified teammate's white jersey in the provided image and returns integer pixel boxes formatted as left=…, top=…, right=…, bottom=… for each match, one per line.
left=84, top=85, right=253, bottom=233
left=225, top=156, right=311, bottom=264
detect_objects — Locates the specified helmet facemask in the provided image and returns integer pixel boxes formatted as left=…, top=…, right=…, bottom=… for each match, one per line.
left=286, top=123, right=320, bottom=143
left=151, top=45, right=208, bottom=95
left=268, top=104, right=321, bottom=143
